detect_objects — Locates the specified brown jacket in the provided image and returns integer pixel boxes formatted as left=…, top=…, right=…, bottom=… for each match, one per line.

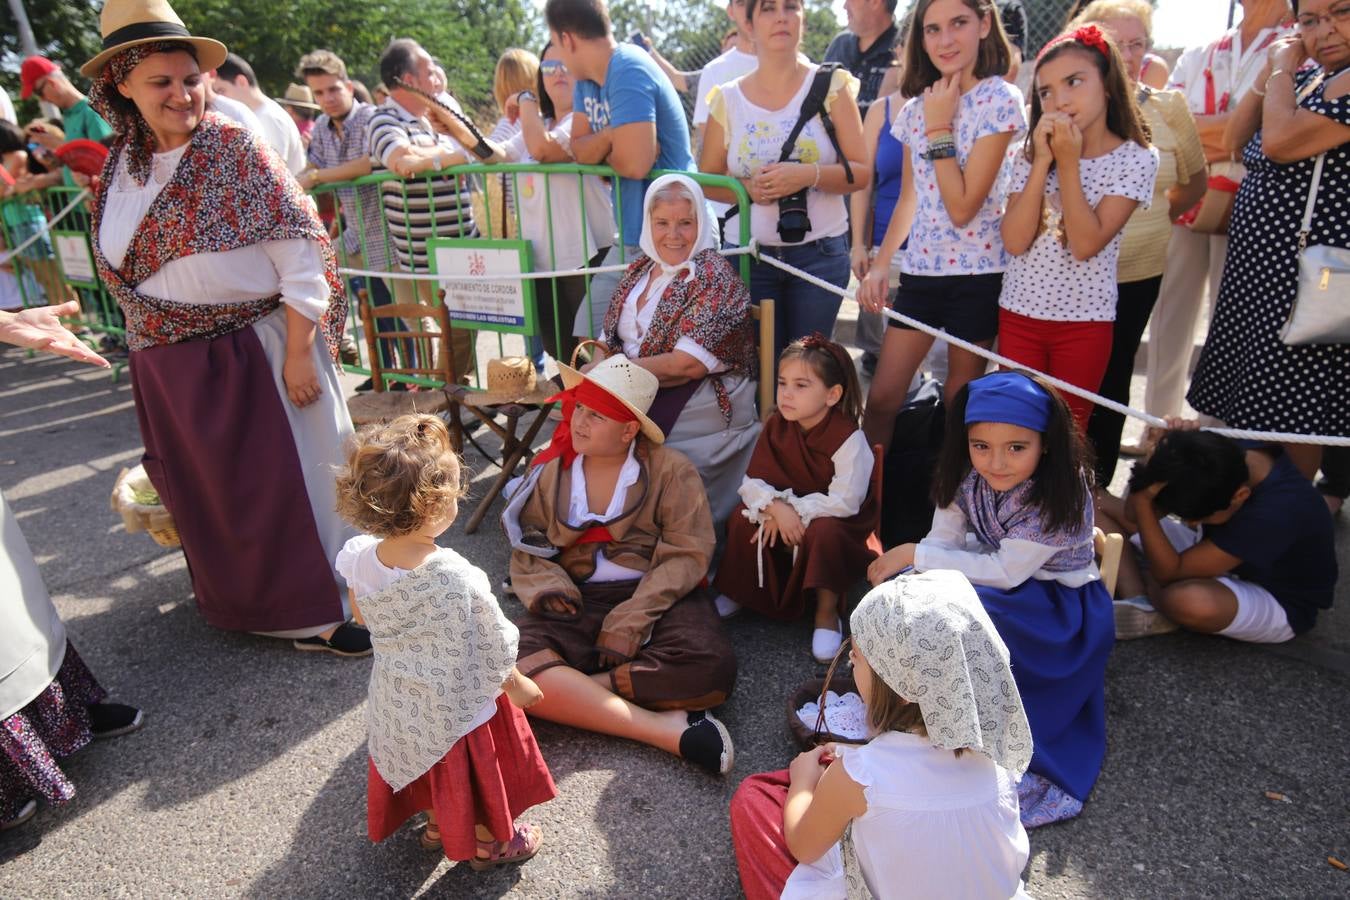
left=509, top=442, right=714, bottom=660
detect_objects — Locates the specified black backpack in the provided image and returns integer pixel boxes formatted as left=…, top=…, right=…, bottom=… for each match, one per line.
left=880, top=378, right=946, bottom=548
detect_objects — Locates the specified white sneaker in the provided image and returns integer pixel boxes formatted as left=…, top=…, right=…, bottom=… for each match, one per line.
left=714, top=594, right=741, bottom=619
left=812, top=620, right=844, bottom=663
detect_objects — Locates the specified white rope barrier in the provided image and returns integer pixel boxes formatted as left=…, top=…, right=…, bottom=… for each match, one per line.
left=755, top=248, right=1350, bottom=449
left=337, top=244, right=758, bottom=282
left=0, top=190, right=91, bottom=268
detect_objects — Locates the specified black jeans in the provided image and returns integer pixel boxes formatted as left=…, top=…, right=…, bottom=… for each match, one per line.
left=1088, top=275, right=1163, bottom=487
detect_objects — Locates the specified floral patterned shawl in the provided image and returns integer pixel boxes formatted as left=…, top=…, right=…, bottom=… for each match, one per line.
left=601, top=248, right=755, bottom=425
left=90, top=111, right=347, bottom=358
left=956, top=469, right=1095, bottom=572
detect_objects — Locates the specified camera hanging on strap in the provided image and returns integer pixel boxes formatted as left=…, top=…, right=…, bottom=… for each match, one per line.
left=774, top=62, right=855, bottom=244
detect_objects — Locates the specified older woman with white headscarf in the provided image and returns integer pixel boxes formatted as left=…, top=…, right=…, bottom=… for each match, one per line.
left=590, top=173, right=761, bottom=528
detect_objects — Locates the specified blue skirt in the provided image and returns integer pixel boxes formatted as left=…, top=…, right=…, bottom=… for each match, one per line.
left=977, top=577, right=1114, bottom=802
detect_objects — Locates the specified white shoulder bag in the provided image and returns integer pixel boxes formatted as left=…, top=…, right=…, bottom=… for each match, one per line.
left=1280, top=151, right=1350, bottom=344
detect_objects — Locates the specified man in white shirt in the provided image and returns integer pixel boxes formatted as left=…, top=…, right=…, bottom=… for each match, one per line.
left=1142, top=0, right=1291, bottom=427
left=0, top=86, right=14, bottom=125
left=212, top=52, right=308, bottom=175
left=692, top=0, right=758, bottom=153
left=202, top=70, right=265, bottom=133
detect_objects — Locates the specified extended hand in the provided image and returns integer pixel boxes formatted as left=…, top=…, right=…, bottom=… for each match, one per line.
left=505, top=672, right=544, bottom=708
left=0, top=302, right=108, bottom=368
left=867, top=543, right=916, bottom=586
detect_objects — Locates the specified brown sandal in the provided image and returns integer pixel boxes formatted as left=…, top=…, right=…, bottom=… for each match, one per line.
left=419, top=822, right=442, bottom=850
left=468, top=822, right=543, bottom=871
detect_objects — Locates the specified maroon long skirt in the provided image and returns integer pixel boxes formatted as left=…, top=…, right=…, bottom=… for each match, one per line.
left=367, top=694, right=556, bottom=861
left=715, top=508, right=882, bottom=620
left=128, top=327, right=343, bottom=632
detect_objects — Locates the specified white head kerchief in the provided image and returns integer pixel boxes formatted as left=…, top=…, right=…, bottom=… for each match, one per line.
left=850, top=569, right=1032, bottom=776
left=637, top=173, right=717, bottom=298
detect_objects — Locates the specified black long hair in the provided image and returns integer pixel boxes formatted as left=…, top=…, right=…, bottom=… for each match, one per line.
left=931, top=372, right=1094, bottom=534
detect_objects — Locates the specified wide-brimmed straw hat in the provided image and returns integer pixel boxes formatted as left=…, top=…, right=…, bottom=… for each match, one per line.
left=471, top=356, right=559, bottom=406
left=276, top=83, right=320, bottom=111
left=556, top=355, right=665, bottom=444
left=81, top=0, right=227, bottom=79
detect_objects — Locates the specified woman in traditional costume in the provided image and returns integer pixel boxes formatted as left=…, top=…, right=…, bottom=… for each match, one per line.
left=84, top=0, right=365, bottom=654
left=588, top=173, right=761, bottom=528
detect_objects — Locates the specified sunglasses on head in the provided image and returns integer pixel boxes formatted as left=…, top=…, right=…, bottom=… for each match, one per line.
left=540, top=60, right=568, bottom=76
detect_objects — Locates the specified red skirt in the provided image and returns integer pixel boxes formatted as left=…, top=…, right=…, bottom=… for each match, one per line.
left=367, top=694, right=556, bottom=861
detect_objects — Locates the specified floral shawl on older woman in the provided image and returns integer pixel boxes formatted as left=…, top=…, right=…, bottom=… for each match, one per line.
left=600, top=174, right=761, bottom=530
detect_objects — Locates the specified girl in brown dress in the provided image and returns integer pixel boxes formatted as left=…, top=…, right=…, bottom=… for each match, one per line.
left=714, top=335, right=882, bottom=663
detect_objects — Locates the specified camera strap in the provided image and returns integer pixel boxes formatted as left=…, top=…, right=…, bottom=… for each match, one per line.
left=717, top=63, right=856, bottom=243
left=778, top=62, right=854, bottom=185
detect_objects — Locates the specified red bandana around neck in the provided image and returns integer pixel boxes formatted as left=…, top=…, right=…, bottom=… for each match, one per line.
left=531, top=380, right=640, bottom=470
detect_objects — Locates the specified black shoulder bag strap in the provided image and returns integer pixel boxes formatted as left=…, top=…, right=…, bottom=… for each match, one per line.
left=720, top=64, right=857, bottom=239
left=778, top=62, right=854, bottom=184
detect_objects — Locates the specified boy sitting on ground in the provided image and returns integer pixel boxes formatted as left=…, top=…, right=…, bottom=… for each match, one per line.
left=1096, top=424, right=1337, bottom=643
left=502, top=355, right=737, bottom=774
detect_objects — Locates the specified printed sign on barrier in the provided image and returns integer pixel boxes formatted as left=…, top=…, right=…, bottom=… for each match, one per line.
left=427, top=237, right=536, bottom=336
left=53, top=231, right=98, bottom=288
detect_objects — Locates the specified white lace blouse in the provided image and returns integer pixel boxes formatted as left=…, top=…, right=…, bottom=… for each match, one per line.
left=97, top=144, right=330, bottom=322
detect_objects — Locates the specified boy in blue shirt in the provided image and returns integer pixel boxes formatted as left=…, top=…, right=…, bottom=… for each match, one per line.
left=544, top=0, right=696, bottom=341
left=1098, top=426, right=1337, bottom=643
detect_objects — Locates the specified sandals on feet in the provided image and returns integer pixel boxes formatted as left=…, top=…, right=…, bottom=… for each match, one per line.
left=419, top=821, right=442, bottom=851
left=468, top=822, right=543, bottom=871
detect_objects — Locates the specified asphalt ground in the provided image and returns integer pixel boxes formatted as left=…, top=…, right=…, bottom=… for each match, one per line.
left=1, top=312, right=1347, bottom=898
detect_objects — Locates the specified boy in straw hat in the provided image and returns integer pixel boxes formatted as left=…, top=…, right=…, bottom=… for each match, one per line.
left=502, top=355, right=738, bottom=775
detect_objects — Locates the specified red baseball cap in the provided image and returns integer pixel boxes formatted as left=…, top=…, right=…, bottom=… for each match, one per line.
left=20, top=56, right=59, bottom=99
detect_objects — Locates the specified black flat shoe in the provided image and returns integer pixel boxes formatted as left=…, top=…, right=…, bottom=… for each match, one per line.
left=679, top=710, right=735, bottom=775
left=293, top=621, right=372, bottom=657
left=89, top=702, right=144, bottom=739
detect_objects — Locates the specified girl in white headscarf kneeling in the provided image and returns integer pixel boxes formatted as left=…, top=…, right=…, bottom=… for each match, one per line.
left=729, top=570, right=1033, bottom=900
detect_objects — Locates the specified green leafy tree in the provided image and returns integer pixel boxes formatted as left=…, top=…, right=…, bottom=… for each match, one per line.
left=0, top=0, right=102, bottom=122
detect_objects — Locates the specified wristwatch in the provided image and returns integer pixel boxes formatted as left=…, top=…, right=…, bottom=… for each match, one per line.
left=518, top=90, right=538, bottom=105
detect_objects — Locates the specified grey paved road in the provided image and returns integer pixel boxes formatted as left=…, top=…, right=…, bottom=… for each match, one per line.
left=0, top=342, right=1346, bottom=899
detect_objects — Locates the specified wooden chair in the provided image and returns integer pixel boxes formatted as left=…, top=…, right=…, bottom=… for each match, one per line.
left=346, top=289, right=461, bottom=441
left=751, top=298, right=775, bottom=422
left=451, top=383, right=556, bottom=534
left=1094, top=527, right=1125, bottom=596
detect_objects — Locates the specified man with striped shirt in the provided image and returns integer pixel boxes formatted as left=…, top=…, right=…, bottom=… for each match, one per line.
left=368, top=38, right=504, bottom=381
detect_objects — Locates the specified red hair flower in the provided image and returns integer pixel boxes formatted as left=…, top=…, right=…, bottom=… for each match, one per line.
left=1037, top=23, right=1111, bottom=62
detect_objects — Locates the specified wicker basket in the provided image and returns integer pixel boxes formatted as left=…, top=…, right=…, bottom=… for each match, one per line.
left=787, top=671, right=861, bottom=750
left=111, top=465, right=180, bottom=548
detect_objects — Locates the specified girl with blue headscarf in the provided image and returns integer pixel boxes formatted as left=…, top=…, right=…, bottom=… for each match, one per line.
left=868, top=370, right=1114, bottom=828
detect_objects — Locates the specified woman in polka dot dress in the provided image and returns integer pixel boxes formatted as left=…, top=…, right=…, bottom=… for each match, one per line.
left=999, top=26, right=1158, bottom=432
left=1187, top=14, right=1350, bottom=478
